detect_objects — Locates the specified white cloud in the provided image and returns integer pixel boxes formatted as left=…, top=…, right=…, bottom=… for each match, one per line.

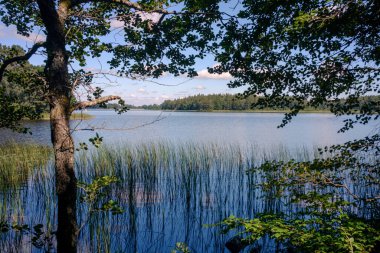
left=161, top=95, right=170, bottom=99
left=196, top=69, right=232, bottom=80
left=137, top=87, right=149, bottom=94
left=0, top=24, right=45, bottom=43
left=136, top=12, right=162, bottom=23
left=109, top=12, right=162, bottom=29
left=194, top=85, right=206, bottom=90
left=109, top=19, right=125, bottom=29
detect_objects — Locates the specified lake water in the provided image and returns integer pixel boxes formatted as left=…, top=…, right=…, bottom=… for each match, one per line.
left=0, top=111, right=378, bottom=253
left=1, top=110, right=377, bottom=149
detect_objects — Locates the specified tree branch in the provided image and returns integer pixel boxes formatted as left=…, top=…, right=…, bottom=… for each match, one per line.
left=0, top=42, right=46, bottom=83
left=71, top=95, right=121, bottom=112
left=71, top=0, right=170, bottom=14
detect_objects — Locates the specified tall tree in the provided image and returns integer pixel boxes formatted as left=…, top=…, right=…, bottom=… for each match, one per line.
left=0, top=1, right=219, bottom=252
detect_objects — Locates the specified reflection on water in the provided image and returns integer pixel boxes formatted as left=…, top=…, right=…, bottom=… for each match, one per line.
left=1, top=142, right=378, bottom=252
left=1, top=144, right=303, bottom=252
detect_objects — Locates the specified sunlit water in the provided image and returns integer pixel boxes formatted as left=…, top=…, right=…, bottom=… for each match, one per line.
left=0, top=111, right=378, bottom=252
left=1, top=110, right=378, bottom=148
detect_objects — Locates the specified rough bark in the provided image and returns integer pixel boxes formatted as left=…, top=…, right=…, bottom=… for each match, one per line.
left=36, top=1, right=77, bottom=252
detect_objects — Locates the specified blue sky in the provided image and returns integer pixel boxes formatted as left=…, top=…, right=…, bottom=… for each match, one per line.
left=1, top=20, right=246, bottom=106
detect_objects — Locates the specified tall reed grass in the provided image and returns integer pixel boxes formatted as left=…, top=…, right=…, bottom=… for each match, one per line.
left=0, top=142, right=51, bottom=190
left=0, top=141, right=377, bottom=252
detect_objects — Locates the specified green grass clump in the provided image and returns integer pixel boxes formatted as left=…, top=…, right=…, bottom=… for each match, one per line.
left=0, top=142, right=52, bottom=189
left=37, top=112, right=93, bottom=120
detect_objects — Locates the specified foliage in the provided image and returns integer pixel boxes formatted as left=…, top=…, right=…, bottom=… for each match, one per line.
left=89, top=132, right=104, bottom=149
left=78, top=175, right=123, bottom=215
left=171, top=242, right=191, bottom=253
left=161, top=93, right=260, bottom=111
left=212, top=0, right=380, bottom=129
left=210, top=1, right=380, bottom=252
left=220, top=213, right=380, bottom=253
left=0, top=44, right=46, bottom=133
left=219, top=135, right=380, bottom=252
left=160, top=94, right=380, bottom=112
left=0, top=1, right=220, bottom=80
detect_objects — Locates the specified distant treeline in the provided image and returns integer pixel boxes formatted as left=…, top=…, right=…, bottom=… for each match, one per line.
left=161, top=94, right=259, bottom=111
left=104, top=94, right=380, bottom=112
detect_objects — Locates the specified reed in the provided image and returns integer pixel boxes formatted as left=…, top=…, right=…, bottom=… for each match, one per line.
left=0, top=141, right=377, bottom=252
left=37, top=112, right=93, bottom=120
left=0, top=142, right=51, bottom=189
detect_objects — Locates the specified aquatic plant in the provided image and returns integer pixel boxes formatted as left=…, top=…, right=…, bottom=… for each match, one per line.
left=1, top=142, right=378, bottom=252
left=0, top=142, right=51, bottom=189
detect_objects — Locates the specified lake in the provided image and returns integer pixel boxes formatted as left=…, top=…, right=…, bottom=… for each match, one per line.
left=1, top=110, right=377, bottom=149
left=0, top=111, right=378, bottom=252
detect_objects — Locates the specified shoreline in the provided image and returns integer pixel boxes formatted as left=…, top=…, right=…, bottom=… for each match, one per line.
left=26, top=112, right=94, bottom=121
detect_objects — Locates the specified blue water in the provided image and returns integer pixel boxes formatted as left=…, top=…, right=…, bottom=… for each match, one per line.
left=0, top=110, right=378, bottom=252
left=1, top=110, right=377, bottom=149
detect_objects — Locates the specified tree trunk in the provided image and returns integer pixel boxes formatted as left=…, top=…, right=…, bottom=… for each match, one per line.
left=46, top=34, right=78, bottom=253
left=36, top=1, right=78, bottom=252
left=51, top=99, right=77, bottom=253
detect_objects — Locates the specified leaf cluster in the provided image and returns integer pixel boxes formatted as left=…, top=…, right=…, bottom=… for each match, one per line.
left=78, top=175, right=124, bottom=215
left=220, top=135, right=380, bottom=252
left=0, top=44, right=47, bottom=133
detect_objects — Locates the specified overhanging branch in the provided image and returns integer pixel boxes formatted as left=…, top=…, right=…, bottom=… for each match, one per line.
left=0, top=42, right=46, bottom=83
left=71, top=0, right=169, bottom=14
left=71, top=95, right=121, bottom=112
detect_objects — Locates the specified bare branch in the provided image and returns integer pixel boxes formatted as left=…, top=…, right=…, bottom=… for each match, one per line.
left=156, top=13, right=167, bottom=26
left=74, top=111, right=168, bottom=131
left=71, top=95, right=121, bottom=112
left=0, top=42, right=46, bottom=83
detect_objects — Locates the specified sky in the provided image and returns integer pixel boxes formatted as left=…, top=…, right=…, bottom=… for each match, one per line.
left=0, top=17, right=246, bottom=106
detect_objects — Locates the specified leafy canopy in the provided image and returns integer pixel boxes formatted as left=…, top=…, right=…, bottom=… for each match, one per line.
left=0, top=45, right=46, bottom=132
left=211, top=0, right=380, bottom=129
left=0, top=0, right=220, bottom=78
left=212, top=1, right=380, bottom=251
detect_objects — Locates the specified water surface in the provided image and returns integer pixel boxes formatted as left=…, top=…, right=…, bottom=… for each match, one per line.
left=1, top=110, right=377, bottom=149
left=0, top=111, right=378, bottom=252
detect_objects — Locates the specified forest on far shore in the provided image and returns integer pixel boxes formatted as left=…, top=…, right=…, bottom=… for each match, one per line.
left=106, top=93, right=380, bottom=112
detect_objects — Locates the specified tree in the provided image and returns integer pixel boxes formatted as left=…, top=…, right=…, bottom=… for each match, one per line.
left=0, top=44, right=46, bottom=132
left=211, top=0, right=380, bottom=251
left=0, top=1, right=220, bottom=252
left=2, top=0, right=379, bottom=251
left=211, top=0, right=379, bottom=128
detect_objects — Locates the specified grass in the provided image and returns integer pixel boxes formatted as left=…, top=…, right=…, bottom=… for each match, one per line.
left=0, top=142, right=52, bottom=189
left=37, top=112, right=94, bottom=120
